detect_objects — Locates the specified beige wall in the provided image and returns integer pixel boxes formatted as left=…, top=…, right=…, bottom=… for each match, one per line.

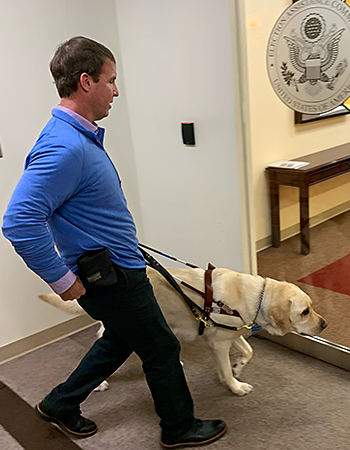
left=246, top=1, right=350, bottom=248
left=114, top=0, right=250, bottom=272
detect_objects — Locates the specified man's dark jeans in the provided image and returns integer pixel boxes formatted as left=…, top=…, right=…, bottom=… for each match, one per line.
left=42, top=266, right=194, bottom=437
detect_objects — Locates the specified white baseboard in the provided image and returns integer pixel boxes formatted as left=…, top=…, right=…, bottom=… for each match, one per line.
left=256, top=201, right=350, bottom=252
left=0, top=315, right=96, bottom=365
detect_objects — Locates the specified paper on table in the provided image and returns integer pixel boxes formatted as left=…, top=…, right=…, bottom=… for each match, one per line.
left=267, top=160, right=310, bottom=169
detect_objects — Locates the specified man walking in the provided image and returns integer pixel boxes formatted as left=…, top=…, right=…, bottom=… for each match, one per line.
left=2, top=36, right=226, bottom=448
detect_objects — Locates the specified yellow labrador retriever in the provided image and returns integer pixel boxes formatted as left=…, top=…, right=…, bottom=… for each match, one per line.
left=40, top=266, right=327, bottom=396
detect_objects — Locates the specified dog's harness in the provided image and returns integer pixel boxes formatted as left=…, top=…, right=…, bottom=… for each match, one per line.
left=139, top=244, right=263, bottom=334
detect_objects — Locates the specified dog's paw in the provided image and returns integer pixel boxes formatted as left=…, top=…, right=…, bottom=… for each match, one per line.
left=94, top=381, right=109, bottom=392
left=230, top=381, right=253, bottom=396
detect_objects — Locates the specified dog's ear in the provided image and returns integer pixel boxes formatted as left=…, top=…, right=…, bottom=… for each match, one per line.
left=269, top=300, right=292, bottom=334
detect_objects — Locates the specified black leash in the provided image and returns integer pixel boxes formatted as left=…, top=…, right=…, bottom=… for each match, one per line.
left=139, top=246, right=208, bottom=326
left=138, top=243, right=200, bottom=268
left=139, top=246, right=257, bottom=332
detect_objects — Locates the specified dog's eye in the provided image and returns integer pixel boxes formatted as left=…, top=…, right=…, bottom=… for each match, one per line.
left=302, top=308, right=310, bottom=316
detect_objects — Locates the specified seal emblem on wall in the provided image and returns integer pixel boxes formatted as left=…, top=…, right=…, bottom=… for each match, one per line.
left=267, top=0, right=350, bottom=114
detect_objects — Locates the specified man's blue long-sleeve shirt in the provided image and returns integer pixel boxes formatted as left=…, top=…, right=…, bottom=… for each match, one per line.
left=2, top=108, right=145, bottom=289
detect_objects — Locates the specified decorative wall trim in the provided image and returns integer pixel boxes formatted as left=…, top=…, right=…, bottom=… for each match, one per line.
left=256, top=201, right=350, bottom=252
left=0, top=315, right=96, bottom=365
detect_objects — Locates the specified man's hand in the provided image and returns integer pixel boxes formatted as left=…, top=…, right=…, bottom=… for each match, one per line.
left=59, top=277, right=86, bottom=301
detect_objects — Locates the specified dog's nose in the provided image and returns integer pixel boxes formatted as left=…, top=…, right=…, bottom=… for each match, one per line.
left=321, top=320, right=328, bottom=330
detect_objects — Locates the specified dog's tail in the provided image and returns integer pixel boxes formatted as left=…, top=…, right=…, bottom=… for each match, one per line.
left=39, top=293, right=84, bottom=315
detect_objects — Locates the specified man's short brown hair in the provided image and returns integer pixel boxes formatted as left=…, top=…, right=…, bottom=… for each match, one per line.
left=50, top=36, right=116, bottom=98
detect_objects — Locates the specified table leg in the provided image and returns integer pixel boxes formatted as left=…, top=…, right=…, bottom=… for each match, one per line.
left=300, top=185, right=310, bottom=255
left=270, top=181, right=280, bottom=247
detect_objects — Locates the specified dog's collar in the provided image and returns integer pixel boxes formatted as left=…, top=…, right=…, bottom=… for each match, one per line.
left=249, top=280, right=266, bottom=332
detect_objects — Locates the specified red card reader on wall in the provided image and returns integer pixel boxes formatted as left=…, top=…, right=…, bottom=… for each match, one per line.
left=181, top=122, right=195, bottom=145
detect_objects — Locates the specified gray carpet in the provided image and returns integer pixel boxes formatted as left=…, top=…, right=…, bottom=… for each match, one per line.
left=1, top=324, right=350, bottom=450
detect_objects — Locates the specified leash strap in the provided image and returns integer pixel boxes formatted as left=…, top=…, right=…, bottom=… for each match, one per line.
left=139, top=244, right=241, bottom=319
left=139, top=243, right=200, bottom=269
left=199, top=263, right=215, bottom=335
left=139, top=247, right=204, bottom=318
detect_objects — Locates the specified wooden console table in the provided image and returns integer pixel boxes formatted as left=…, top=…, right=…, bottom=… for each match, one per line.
left=266, top=143, right=350, bottom=255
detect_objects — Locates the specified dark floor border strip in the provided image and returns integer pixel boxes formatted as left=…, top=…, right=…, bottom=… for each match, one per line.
left=0, top=381, right=83, bottom=450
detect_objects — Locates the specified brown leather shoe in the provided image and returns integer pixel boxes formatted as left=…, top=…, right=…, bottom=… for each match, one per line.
left=161, top=419, right=227, bottom=448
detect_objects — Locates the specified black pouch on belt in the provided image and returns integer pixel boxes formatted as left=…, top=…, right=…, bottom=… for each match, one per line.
left=77, top=248, right=118, bottom=288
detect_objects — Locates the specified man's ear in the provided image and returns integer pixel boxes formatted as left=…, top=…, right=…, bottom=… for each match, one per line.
left=80, top=73, right=91, bottom=92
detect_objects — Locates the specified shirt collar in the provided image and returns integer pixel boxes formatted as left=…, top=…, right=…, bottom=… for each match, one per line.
left=55, top=105, right=98, bottom=133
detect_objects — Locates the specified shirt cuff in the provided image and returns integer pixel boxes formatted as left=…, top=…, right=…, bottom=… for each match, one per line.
left=48, top=270, right=77, bottom=294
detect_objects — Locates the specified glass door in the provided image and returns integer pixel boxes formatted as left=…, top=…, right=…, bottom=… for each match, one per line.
left=257, top=209, right=350, bottom=371
left=244, top=0, right=350, bottom=370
